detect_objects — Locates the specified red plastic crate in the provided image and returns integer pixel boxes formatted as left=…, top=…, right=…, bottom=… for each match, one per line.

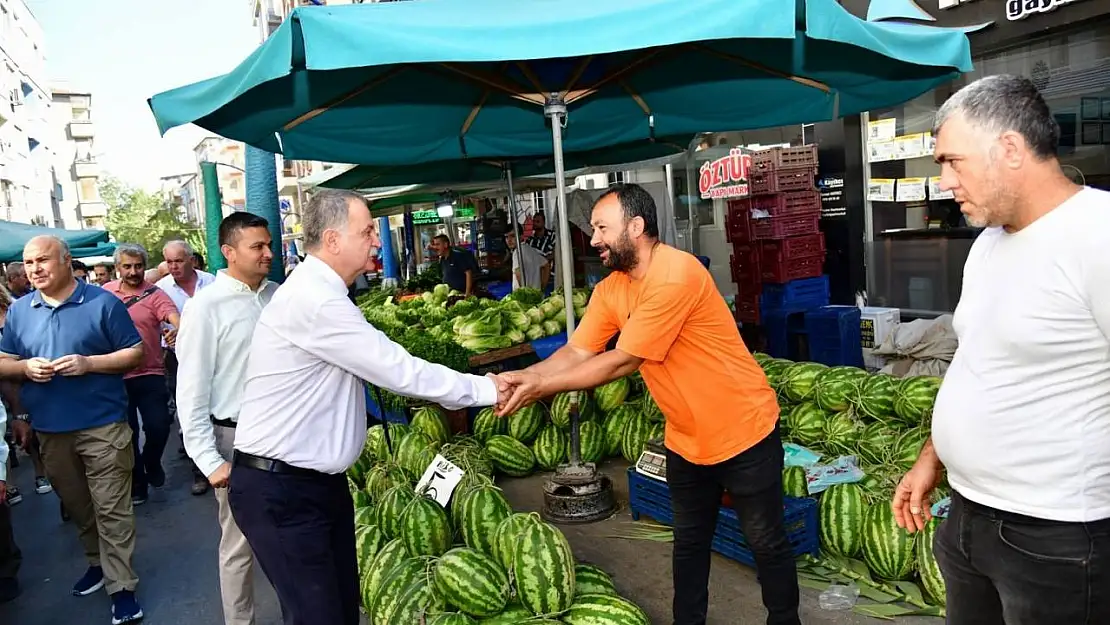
left=752, top=145, right=818, bottom=171
left=734, top=293, right=761, bottom=325
left=761, top=233, right=826, bottom=260
left=749, top=191, right=822, bottom=218
left=752, top=213, right=820, bottom=240
left=725, top=200, right=753, bottom=243
left=761, top=254, right=826, bottom=284
left=750, top=167, right=817, bottom=195
left=730, top=244, right=761, bottom=292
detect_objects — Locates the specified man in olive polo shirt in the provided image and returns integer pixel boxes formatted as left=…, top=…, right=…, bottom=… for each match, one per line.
left=0, top=235, right=145, bottom=624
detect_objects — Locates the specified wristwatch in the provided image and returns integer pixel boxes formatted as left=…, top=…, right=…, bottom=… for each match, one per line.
left=12, top=414, right=30, bottom=423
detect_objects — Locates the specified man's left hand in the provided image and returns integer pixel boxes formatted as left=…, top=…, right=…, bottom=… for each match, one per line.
left=51, top=354, right=91, bottom=377
left=0, top=480, right=6, bottom=502
left=496, top=370, right=549, bottom=417
left=163, top=328, right=178, bottom=348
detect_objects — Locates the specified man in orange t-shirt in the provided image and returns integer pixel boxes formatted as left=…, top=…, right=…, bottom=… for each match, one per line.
left=499, top=184, right=800, bottom=625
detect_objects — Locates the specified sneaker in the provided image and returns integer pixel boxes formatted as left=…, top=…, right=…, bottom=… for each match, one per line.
left=72, top=566, right=105, bottom=596
left=147, top=465, right=165, bottom=489
left=131, top=495, right=147, bottom=506
left=34, top=476, right=52, bottom=494
left=110, top=590, right=143, bottom=624
left=5, top=487, right=22, bottom=506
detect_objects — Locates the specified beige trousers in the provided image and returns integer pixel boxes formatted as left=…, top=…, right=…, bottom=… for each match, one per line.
left=38, top=421, right=138, bottom=595
left=214, top=424, right=256, bottom=625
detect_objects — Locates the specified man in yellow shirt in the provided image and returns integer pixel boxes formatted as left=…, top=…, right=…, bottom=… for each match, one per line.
left=499, top=184, right=799, bottom=625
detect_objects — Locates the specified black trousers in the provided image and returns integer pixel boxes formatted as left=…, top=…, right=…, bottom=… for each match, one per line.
left=0, top=495, right=19, bottom=582
left=228, top=463, right=360, bottom=625
left=935, top=490, right=1110, bottom=625
left=125, top=374, right=172, bottom=496
left=666, top=426, right=800, bottom=625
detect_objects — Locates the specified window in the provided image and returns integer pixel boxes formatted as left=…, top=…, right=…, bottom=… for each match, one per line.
left=78, top=178, right=99, bottom=203
left=608, top=171, right=627, bottom=186
left=532, top=191, right=546, bottom=212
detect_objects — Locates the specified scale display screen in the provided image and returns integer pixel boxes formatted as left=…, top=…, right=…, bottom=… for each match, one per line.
left=634, top=438, right=667, bottom=481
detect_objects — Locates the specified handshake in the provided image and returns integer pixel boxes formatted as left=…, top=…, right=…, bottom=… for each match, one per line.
left=486, top=371, right=549, bottom=417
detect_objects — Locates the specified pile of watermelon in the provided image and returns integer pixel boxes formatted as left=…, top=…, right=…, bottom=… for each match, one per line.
left=346, top=405, right=652, bottom=624
left=755, top=354, right=946, bottom=609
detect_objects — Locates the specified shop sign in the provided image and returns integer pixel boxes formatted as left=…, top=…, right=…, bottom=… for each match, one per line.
left=940, top=0, right=1087, bottom=21
left=411, top=209, right=442, bottom=225
left=698, top=148, right=752, bottom=200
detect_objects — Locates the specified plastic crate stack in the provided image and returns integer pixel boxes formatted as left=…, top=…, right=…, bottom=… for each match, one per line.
left=728, top=145, right=826, bottom=327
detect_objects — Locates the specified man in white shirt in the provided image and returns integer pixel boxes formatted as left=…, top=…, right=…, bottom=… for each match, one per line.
left=230, top=189, right=509, bottom=625
left=156, top=240, right=216, bottom=496
left=505, top=223, right=550, bottom=291
left=177, top=213, right=278, bottom=625
left=892, top=75, right=1110, bottom=624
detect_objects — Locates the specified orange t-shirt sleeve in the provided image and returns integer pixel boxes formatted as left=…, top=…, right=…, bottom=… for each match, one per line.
left=616, top=282, right=698, bottom=362
left=569, top=288, right=620, bottom=354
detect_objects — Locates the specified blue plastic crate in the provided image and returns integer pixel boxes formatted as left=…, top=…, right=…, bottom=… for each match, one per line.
left=804, top=306, right=864, bottom=367
left=627, top=468, right=819, bottom=567
left=364, top=386, right=409, bottom=424
left=530, top=332, right=568, bottom=360
left=761, top=308, right=809, bottom=360
left=761, top=276, right=830, bottom=311
left=485, top=281, right=512, bottom=301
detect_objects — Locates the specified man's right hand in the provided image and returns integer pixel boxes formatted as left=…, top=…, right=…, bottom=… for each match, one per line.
left=207, top=462, right=232, bottom=488
left=10, top=420, right=32, bottom=451
left=892, top=453, right=943, bottom=533
left=24, top=357, right=54, bottom=383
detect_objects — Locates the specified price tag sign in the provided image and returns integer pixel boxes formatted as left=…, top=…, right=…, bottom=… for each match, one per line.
left=415, top=454, right=465, bottom=508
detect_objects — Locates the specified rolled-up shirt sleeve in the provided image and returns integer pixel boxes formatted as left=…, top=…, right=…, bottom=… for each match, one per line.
left=0, top=403, right=8, bottom=482
left=302, top=297, right=497, bottom=409
left=176, top=300, right=225, bottom=477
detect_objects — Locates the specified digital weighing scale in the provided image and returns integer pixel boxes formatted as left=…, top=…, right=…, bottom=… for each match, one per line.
left=634, top=438, right=667, bottom=482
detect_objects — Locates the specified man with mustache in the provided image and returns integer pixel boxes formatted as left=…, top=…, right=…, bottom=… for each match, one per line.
left=104, top=243, right=181, bottom=505
left=497, top=184, right=799, bottom=625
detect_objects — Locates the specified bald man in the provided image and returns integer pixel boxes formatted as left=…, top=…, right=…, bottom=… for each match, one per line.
left=0, top=236, right=145, bottom=623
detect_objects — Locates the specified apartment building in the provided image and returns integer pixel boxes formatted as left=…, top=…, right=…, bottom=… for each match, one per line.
left=0, top=0, right=58, bottom=226
left=51, top=85, right=105, bottom=229
left=160, top=172, right=200, bottom=224
left=194, top=137, right=246, bottom=222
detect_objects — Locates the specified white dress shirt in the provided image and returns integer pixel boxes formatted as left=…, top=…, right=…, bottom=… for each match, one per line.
left=176, top=271, right=278, bottom=477
left=157, top=269, right=216, bottom=348
left=234, top=255, right=497, bottom=474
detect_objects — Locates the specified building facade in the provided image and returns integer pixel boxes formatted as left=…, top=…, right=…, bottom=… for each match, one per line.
left=194, top=136, right=246, bottom=218
left=51, top=85, right=105, bottom=229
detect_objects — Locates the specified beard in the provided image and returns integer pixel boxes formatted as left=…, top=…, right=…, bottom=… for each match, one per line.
left=599, top=231, right=638, bottom=272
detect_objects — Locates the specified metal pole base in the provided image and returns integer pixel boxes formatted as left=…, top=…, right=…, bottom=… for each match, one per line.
left=541, top=463, right=617, bottom=525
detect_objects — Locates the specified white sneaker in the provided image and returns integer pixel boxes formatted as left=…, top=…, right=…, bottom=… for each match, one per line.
left=35, top=477, right=53, bottom=494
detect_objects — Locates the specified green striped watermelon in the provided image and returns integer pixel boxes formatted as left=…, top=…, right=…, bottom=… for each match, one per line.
left=550, top=391, right=597, bottom=428
left=917, top=518, right=946, bottom=607
left=752, top=351, right=772, bottom=364
left=365, top=463, right=409, bottom=501
left=485, top=435, right=536, bottom=477
left=368, top=557, right=426, bottom=624
left=786, top=402, right=829, bottom=447
left=893, top=375, right=942, bottom=425
left=374, top=484, right=415, bottom=539
left=854, top=373, right=898, bottom=423
left=856, top=421, right=898, bottom=465
left=574, top=564, right=616, bottom=596
left=762, top=358, right=795, bottom=391
left=457, top=484, right=513, bottom=557
left=360, top=537, right=408, bottom=612
left=818, top=483, right=866, bottom=558
left=450, top=473, right=495, bottom=538
left=593, top=377, right=630, bottom=413
left=348, top=455, right=372, bottom=488
left=781, top=362, right=828, bottom=403
left=508, top=404, right=546, bottom=444
left=355, top=523, right=386, bottom=571
left=891, top=427, right=929, bottom=469
left=626, top=370, right=646, bottom=398
left=365, top=424, right=388, bottom=463
left=492, top=512, right=538, bottom=573
left=646, top=421, right=664, bottom=442
left=471, top=407, right=507, bottom=443
left=512, top=514, right=576, bottom=616
left=347, top=475, right=361, bottom=496
left=823, top=411, right=865, bottom=456
left=533, top=424, right=568, bottom=471
left=433, top=547, right=511, bottom=617
left=411, top=405, right=451, bottom=446
left=354, top=505, right=375, bottom=527
left=381, top=564, right=445, bottom=624
left=620, top=413, right=653, bottom=463
left=563, top=593, right=649, bottom=625
left=352, top=490, right=372, bottom=510
left=602, top=405, right=637, bottom=457
left=372, top=423, right=411, bottom=460
left=861, top=503, right=916, bottom=581
left=400, top=495, right=452, bottom=557
left=813, top=367, right=869, bottom=413
left=575, top=421, right=605, bottom=464
left=396, top=431, right=436, bottom=481
left=476, top=605, right=534, bottom=624
left=640, top=393, right=664, bottom=423
left=782, top=466, right=809, bottom=498
left=428, top=613, right=476, bottom=625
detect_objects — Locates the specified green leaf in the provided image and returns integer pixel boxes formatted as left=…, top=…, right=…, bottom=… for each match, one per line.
left=846, top=558, right=875, bottom=583
left=852, top=603, right=917, bottom=619
left=798, top=578, right=829, bottom=591
left=856, top=585, right=899, bottom=603
left=894, top=580, right=925, bottom=604
left=797, top=571, right=830, bottom=583
left=906, top=606, right=946, bottom=617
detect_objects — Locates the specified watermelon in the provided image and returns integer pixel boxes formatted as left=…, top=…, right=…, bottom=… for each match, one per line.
left=471, top=407, right=507, bottom=443
left=428, top=613, right=476, bottom=625
left=855, top=373, right=898, bottom=422
left=640, top=393, right=664, bottom=423
left=550, top=391, right=597, bottom=428
left=400, top=495, right=453, bottom=557
left=752, top=351, right=772, bottom=364
left=450, top=473, right=495, bottom=537
left=593, top=377, right=630, bottom=413
left=620, top=413, right=654, bottom=463
left=861, top=503, right=917, bottom=581
left=433, top=547, right=511, bottom=617
left=813, top=367, right=869, bottom=413
left=856, top=421, right=898, bottom=465
left=781, top=362, right=828, bottom=403
left=563, top=593, right=650, bottom=625
left=782, top=466, right=809, bottom=498
left=360, top=537, right=408, bottom=612
left=355, top=523, right=386, bottom=570
left=916, top=518, right=946, bottom=607
left=574, top=564, right=616, bottom=596
left=368, top=557, right=426, bottom=624
left=476, top=605, right=535, bottom=624
left=512, top=514, right=576, bottom=616
left=508, top=404, right=546, bottom=444
left=485, top=435, right=536, bottom=477
left=365, top=463, right=409, bottom=501
left=395, top=431, right=436, bottom=481
left=457, top=484, right=513, bottom=557
left=823, top=411, right=865, bottom=456
left=354, top=505, right=375, bottom=527
left=602, top=405, right=637, bottom=457
left=575, top=421, right=605, bottom=464
left=533, top=424, right=568, bottom=471
left=647, top=421, right=664, bottom=441
left=352, top=490, right=372, bottom=510
left=891, top=427, right=929, bottom=468
left=893, top=375, right=942, bottom=425
left=348, top=455, right=372, bottom=488
left=365, top=424, right=388, bottom=463
left=411, top=405, right=451, bottom=445
left=374, top=484, right=415, bottom=540
left=761, top=358, right=795, bottom=391
left=818, top=483, right=867, bottom=558
left=381, top=562, right=445, bottom=624
left=492, top=512, right=538, bottom=572
left=786, top=402, right=829, bottom=447
left=373, top=423, right=411, bottom=460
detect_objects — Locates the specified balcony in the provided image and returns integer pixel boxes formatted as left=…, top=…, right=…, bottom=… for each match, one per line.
left=73, top=159, right=100, bottom=179
left=78, top=202, right=108, bottom=218
left=68, top=120, right=95, bottom=139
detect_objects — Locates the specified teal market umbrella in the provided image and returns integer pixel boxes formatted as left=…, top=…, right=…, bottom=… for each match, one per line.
left=0, top=221, right=113, bottom=263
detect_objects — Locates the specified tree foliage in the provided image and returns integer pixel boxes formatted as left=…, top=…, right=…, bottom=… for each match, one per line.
left=100, top=177, right=206, bottom=265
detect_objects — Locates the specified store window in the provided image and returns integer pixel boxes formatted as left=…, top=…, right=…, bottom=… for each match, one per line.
left=863, top=26, right=1110, bottom=316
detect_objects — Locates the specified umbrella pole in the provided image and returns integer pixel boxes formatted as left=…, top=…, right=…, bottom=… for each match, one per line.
left=545, top=95, right=576, bottom=335
left=504, top=164, right=527, bottom=291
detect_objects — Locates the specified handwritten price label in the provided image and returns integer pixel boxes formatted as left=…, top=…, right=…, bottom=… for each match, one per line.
left=415, top=454, right=465, bottom=508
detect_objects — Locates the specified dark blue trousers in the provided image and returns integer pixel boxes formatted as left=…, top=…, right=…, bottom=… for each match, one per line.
left=228, top=464, right=359, bottom=625
left=125, top=374, right=172, bottom=497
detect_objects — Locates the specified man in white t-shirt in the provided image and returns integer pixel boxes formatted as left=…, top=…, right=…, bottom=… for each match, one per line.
left=505, top=223, right=550, bottom=291
left=892, top=74, right=1110, bottom=624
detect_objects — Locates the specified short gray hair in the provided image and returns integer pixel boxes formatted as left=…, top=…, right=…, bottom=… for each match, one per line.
left=934, top=74, right=1059, bottom=160
left=303, top=189, right=365, bottom=250
left=163, top=239, right=194, bottom=256
left=114, top=243, right=149, bottom=267
left=25, top=235, right=70, bottom=260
